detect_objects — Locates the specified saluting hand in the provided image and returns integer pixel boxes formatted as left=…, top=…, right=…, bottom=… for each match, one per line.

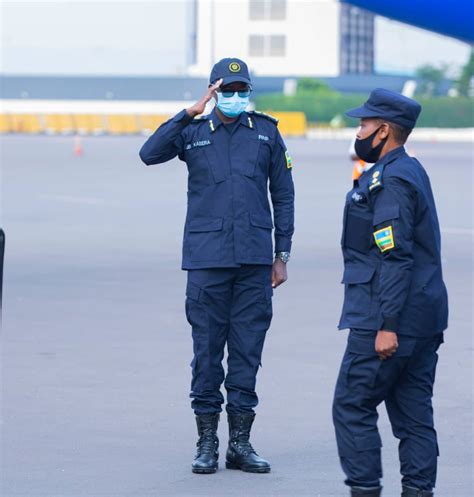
left=375, top=330, right=398, bottom=360
left=272, top=259, right=288, bottom=289
left=186, top=79, right=223, bottom=118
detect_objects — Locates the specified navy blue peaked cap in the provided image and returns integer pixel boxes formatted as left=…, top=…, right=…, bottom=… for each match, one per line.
left=346, top=88, right=422, bottom=129
left=210, top=58, right=251, bottom=86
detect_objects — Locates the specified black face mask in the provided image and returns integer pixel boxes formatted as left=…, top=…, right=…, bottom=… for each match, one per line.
left=354, top=126, right=388, bottom=163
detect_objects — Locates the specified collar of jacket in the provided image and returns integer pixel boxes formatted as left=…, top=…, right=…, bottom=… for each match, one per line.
left=207, top=108, right=254, bottom=133
left=361, top=146, right=407, bottom=194
left=376, top=145, right=406, bottom=168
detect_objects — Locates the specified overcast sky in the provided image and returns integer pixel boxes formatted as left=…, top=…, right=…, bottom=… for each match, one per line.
left=0, top=0, right=470, bottom=77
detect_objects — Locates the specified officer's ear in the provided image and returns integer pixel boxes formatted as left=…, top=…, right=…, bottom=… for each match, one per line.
left=378, top=122, right=390, bottom=139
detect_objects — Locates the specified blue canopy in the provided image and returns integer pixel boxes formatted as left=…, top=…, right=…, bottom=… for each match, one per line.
left=343, top=0, right=474, bottom=43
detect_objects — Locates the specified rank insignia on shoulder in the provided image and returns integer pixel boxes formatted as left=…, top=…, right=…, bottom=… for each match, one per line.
left=285, top=150, right=293, bottom=169
left=369, top=181, right=382, bottom=192
left=249, top=110, right=279, bottom=124
left=191, top=115, right=208, bottom=123
left=373, top=226, right=395, bottom=252
left=368, top=168, right=384, bottom=192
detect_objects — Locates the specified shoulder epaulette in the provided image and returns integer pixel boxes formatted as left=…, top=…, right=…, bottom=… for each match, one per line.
left=248, top=110, right=279, bottom=125
left=191, top=114, right=209, bottom=124
left=368, top=163, right=386, bottom=193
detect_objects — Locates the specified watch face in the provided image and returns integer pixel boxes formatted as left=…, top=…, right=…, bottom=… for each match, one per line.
left=278, top=252, right=290, bottom=263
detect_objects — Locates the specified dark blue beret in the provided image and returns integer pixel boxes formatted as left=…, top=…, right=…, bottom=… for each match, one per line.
left=345, top=88, right=422, bottom=129
left=210, top=58, right=251, bottom=86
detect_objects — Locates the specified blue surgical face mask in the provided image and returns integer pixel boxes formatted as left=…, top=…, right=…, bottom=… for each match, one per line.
left=216, top=92, right=249, bottom=118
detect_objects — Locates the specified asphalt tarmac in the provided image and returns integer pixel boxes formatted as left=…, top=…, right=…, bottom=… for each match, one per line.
left=1, top=135, right=472, bottom=497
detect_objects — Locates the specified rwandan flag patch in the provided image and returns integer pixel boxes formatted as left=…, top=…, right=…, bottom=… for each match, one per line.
left=285, top=150, right=293, bottom=169
left=373, top=226, right=395, bottom=252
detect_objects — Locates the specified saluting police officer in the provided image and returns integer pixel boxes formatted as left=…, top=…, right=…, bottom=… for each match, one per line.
left=139, top=58, right=294, bottom=474
left=333, top=89, right=448, bottom=497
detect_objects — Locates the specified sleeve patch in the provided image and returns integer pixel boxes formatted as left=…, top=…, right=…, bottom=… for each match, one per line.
left=373, top=226, right=395, bottom=252
left=285, top=150, right=293, bottom=169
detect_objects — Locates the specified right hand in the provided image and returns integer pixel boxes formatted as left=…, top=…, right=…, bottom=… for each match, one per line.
left=375, top=330, right=398, bottom=360
left=186, top=79, right=223, bottom=118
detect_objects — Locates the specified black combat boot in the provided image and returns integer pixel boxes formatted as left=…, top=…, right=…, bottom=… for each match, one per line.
left=401, top=486, right=434, bottom=497
left=192, top=413, right=219, bottom=474
left=351, top=486, right=383, bottom=496
left=225, top=412, right=271, bottom=473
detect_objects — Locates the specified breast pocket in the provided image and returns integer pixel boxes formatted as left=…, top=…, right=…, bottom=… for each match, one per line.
left=230, top=136, right=261, bottom=178
left=185, top=144, right=227, bottom=188
left=185, top=147, right=213, bottom=191
left=202, top=145, right=228, bottom=183
left=344, top=208, right=373, bottom=253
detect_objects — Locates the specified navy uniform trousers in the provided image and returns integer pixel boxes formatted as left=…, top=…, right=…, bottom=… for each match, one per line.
left=185, top=265, right=273, bottom=415
left=333, top=329, right=443, bottom=491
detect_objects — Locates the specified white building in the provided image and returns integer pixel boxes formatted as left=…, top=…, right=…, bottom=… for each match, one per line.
left=2, top=1, right=469, bottom=78
left=187, top=0, right=374, bottom=78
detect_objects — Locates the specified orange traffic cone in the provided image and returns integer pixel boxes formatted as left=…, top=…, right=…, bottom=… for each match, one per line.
left=73, top=135, right=83, bottom=156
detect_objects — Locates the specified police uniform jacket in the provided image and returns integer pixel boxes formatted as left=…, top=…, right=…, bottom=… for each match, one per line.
left=339, top=146, right=448, bottom=337
left=139, top=108, right=295, bottom=270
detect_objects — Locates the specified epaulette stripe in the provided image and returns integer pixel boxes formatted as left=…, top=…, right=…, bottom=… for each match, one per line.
left=368, top=164, right=386, bottom=193
left=191, top=115, right=209, bottom=124
left=249, top=110, right=279, bottom=124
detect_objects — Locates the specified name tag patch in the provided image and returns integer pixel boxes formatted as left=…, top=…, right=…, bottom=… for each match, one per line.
left=258, top=134, right=269, bottom=141
left=373, top=226, right=395, bottom=252
left=185, top=139, right=211, bottom=150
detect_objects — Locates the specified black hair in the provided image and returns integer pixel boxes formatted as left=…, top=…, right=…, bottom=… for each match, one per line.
left=371, top=118, right=412, bottom=144
left=387, top=121, right=412, bottom=144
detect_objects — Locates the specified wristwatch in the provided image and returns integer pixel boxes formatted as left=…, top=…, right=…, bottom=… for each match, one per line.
left=276, top=251, right=291, bottom=263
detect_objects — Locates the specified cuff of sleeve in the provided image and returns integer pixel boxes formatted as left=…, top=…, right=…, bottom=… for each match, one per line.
left=275, top=236, right=292, bottom=253
left=382, top=314, right=399, bottom=332
left=173, top=109, right=194, bottom=125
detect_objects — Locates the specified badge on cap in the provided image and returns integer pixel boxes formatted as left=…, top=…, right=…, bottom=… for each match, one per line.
left=229, top=62, right=241, bottom=72
left=373, top=226, right=395, bottom=252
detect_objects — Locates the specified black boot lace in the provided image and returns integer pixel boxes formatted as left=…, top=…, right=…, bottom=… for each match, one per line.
left=231, top=433, right=256, bottom=457
left=197, top=428, right=217, bottom=456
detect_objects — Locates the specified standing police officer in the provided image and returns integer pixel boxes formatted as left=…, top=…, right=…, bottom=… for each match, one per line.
left=333, top=89, right=448, bottom=497
left=139, top=58, right=294, bottom=475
